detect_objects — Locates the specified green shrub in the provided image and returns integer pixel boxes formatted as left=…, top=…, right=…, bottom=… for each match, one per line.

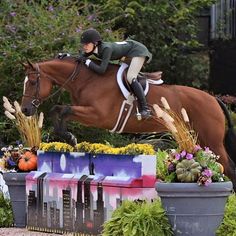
left=216, top=194, right=236, bottom=236
left=0, top=192, right=14, bottom=227
left=102, top=199, right=173, bottom=236
left=0, top=0, right=122, bottom=144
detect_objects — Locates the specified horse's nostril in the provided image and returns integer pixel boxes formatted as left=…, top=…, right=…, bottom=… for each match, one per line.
left=21, top=107, right=28, bottom=115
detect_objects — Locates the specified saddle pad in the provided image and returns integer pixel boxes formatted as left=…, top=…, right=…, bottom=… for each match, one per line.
left=117, top=63, right=163, bottom=99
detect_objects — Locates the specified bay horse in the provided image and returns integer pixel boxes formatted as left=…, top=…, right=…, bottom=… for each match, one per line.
left=21, top=58, right=236, bottom=188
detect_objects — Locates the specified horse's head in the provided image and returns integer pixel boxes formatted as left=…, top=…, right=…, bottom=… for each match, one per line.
left=21, top=61, right=52, bottom=116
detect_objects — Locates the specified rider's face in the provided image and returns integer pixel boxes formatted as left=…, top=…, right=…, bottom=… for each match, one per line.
left=82, top=43, right=94, bottom=53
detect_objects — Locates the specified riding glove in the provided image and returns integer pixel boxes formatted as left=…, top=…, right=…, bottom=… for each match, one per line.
left=77, top=55, right=87, bottom=63
left=57, top=53, right=70, bottom=59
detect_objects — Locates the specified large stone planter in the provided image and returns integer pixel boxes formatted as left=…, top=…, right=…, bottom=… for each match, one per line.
left=155, top=182, right=233, bottom=236
left=3, top=172, right=28, bottom=227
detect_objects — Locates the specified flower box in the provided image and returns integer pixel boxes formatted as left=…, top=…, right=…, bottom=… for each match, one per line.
left=37, top=151, right=157, bottom=187
left=26, top=151, right=157, bottom=234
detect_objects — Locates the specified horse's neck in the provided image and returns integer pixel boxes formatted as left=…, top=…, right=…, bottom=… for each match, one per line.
left=42, top=60, right=119, bottom=91
left=41, top=60, right=76, bottom=85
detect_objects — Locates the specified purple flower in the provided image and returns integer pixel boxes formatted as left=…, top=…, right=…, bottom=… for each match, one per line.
left=204, top=178, right=212, bottom=186
left=168, top=163, right=175, bottom=172
left=204, top=147, right=210, bottom=153
left=202, top=169, right=213, bottom=177
left=175, top=153, right=181, bottom=160
left=180, top=150, right=186, bottom=157
left=48, top=5, right=54, bottom=12
left=10, top=12, right=16, bottom=17
left=7, top=158, right=16, bottom=167
left=87, top=15, right=94, bottom=21
left=76, top=27, right=82, bottom=33
left=186, top=153, right=193, bottom=160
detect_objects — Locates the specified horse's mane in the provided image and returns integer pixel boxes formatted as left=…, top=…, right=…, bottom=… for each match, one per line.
left=52, top=56, right=120, bottom=70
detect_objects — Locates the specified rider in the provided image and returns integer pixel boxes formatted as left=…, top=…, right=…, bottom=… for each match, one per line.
left=79, top=28, right=152, bottom=119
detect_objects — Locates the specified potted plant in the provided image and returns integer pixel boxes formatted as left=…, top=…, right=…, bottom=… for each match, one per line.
left=0, top=145, right=38, bottom=228
left=153, top=98, right=233, bottom=236
left=1, top=96, right=43, bottom=227
left=102, top=199, right=173, bottom=236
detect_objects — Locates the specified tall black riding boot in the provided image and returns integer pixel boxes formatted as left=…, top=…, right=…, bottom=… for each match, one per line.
left=130, top=78, right=151, bottom=119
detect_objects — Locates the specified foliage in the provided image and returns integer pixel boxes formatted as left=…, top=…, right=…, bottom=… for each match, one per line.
left=99, top=0, right=215, bottom=87
left=0, top=0, right=122, bottom=143
left=102, top=199, right=173, bottom=236
left=216, top=194, right=236, bottom=236
left=0, top=191, right=14, bottom=227
left=39, top=141, right=155, bottom=155
left=66, top=123, right=134, bottom=147
left=0, top=0, right=216, bottom=144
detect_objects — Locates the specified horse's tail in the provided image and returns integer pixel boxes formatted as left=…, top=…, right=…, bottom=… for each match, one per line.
left=216, top=97, right=236, bottom=164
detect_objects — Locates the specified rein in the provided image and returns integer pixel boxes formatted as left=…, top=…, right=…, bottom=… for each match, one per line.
left=23, top=61, right=80, bottom=108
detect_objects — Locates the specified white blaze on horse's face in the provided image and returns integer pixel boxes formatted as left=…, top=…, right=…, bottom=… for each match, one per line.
left=23, top=76, right=29, bottom=94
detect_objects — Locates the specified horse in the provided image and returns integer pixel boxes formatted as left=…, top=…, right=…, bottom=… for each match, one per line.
left=21, top=57, right=236, bottom=188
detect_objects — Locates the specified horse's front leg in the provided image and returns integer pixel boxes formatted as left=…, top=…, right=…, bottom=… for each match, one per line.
left=49, top=105, right=77, bottom=146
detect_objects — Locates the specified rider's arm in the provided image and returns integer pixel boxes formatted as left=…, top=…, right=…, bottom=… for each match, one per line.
left=85, top=47, right=112, bottom=74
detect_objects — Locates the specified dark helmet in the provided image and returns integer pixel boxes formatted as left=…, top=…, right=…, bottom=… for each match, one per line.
left=80, top=29, right=102, bottom=44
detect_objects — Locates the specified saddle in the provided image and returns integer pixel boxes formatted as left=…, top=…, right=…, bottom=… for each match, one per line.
left=122, top=70, right=163, bottom=91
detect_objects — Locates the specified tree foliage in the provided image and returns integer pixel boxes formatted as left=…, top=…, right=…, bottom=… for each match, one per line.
left=0, top=0, right=216, bottom=144
left=0, top=0, right=122, bottom=144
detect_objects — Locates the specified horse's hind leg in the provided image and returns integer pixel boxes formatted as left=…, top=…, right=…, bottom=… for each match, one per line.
left=49, top=105, right=77, bottom=146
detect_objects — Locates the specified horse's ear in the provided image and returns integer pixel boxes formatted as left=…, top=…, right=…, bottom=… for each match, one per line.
left=21, top=62, right=28, bottom=69
left=27, top=59, right=34, bottom=69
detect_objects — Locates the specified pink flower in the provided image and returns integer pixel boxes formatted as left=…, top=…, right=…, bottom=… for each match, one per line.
left=180, top=150, right=186, bottom=157
left=194, top=145, right=202, bottom=152
left=202, top=169, right=213, bottom=177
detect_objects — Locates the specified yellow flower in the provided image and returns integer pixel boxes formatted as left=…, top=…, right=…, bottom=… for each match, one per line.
left=40, top=142, right=155, bottom=155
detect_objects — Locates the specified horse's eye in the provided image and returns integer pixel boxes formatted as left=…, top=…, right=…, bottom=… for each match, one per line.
left=28, top=79, right=37, bottom=85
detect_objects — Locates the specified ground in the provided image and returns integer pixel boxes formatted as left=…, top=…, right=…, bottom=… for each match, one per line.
left=0, top=228, right=73, bottom=236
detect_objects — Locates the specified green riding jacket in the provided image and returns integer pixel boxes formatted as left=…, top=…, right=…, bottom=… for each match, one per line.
left=86, top=39, right=152, bottom=74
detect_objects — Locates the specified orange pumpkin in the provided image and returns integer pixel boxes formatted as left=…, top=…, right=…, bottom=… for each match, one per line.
left=18, top=151, right=37, bottom=172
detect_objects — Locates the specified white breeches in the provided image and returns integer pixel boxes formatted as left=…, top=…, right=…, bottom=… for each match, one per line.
left=127, top=57, right=145, bottom=84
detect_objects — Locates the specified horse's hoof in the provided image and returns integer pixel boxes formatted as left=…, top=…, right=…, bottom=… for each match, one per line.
left=65, top=132, right=77, bottom=147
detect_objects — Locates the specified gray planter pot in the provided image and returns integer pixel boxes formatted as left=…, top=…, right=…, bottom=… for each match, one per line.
left=3, top=172, right=28, bottom=228
left=155, top=182, right=233, bottom=236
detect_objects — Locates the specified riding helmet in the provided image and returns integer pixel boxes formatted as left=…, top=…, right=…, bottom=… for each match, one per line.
left=80, top=29, right=102, bottom=44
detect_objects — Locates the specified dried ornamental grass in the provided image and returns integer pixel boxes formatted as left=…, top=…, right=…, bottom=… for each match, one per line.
left=153, top=97, right=198, bottom=153
left=3, top=96, right=43, bottom=147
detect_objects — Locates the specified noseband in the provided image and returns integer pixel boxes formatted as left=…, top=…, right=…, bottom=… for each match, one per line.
left=23, top=63, right=41, bottom=108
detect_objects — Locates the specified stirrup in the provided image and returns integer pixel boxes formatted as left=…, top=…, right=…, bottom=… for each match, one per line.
left=136, top=108, right=151, bottom=120
left=140, top=109, right=151, bottom=119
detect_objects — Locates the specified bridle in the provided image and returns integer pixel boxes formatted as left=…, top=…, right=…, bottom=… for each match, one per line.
left=23, top=61, right=80, bottom=108
left=23, top=63, right=41, bottom=108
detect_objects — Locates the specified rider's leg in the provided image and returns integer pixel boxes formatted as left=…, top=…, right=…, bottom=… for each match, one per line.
left=127, top=57, right=151, bottom=118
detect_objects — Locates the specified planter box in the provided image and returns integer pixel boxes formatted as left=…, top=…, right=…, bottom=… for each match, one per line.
left=156, top=182, right=233, bottom=236
left=37, top=151, right=157, bottom=187
left=26, top=171, right=157, bottom=235
left=26, top=151, right=157, bottom=234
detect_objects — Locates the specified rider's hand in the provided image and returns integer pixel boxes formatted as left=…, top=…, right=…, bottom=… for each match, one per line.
left=77, top=55, right=87, bottom=63
left=57, top=53, right=70, bottom=59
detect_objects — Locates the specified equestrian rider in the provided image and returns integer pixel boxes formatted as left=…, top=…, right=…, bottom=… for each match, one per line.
left=59, top=28, right=152, bottom=119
